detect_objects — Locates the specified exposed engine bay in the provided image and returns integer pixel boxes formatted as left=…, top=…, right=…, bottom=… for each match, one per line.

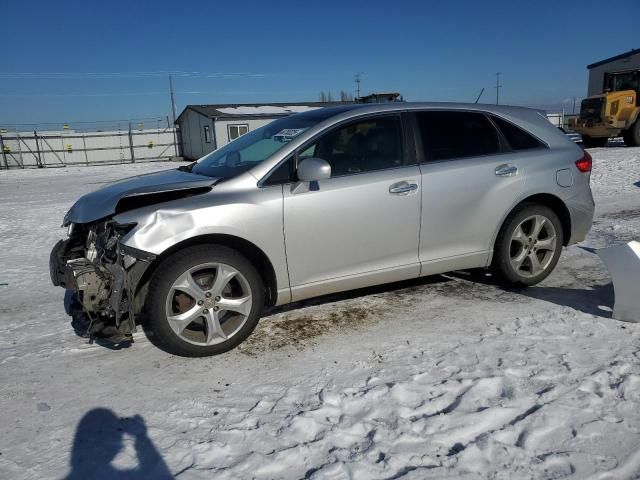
left=50, top=221, right=154, bottom=341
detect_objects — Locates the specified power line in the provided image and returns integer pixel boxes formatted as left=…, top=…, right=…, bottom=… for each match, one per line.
left=0, top=71, right=268, bottom=79
left=0, top=89, right=312, bottom=98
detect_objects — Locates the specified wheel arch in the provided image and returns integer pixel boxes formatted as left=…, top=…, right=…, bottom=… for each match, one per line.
left=133, top=234, right=279, bottom=315
left=489, top=193, right=572, bottom=264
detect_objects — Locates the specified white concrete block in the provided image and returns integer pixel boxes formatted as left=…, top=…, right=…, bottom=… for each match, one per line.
left=598, top=241, right=640, bottom=322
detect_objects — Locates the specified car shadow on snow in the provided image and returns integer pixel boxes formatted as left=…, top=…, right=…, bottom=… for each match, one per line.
left=449, top=270, right=614, bottom=318
left=517, top=283, right=614, bottom=317
left=237, top=276, right=454, bottom=355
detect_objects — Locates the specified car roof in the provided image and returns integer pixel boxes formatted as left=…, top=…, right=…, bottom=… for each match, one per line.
left=331, top=101, right=541, bottom=115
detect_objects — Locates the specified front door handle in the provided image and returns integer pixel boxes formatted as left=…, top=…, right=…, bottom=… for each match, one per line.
left=495, top=164, right=518, bottom=177
left=389, top=181, right=418, bottom=195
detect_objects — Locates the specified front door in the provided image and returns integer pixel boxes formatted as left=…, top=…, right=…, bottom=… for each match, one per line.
left=283, top=114, right=422, bottom=301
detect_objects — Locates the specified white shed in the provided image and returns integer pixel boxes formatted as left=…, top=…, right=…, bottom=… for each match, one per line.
left=175, top=102, right=341, bottom=160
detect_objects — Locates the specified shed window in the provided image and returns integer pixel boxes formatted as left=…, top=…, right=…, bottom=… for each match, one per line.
left=228, top=124, right=249, bottom=141
left=203, top=125, right=211, bottom=143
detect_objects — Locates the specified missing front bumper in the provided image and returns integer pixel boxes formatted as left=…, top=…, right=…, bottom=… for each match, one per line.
left=50, top=235, right=156, bottom=335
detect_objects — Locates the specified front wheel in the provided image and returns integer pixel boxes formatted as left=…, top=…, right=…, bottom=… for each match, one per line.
left=492, top=204, right=564, bottom=286
left=582, top=135, right=608, bottom=148
left=622, top=120, right=640, bottom=147
left=146, top=245, right=264, bottom=357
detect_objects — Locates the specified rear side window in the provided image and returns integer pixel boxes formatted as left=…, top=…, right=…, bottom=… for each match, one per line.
left=490, top=115, right=545, bottom=150
left=416, top=111, right=501, bottom=161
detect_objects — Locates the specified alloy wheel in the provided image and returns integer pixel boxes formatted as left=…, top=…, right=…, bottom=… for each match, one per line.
left=164, top=262, right=253, bottom=346
left=509, top=214, right=557, bottom=278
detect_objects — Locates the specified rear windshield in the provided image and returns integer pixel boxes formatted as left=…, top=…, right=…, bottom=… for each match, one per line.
left=190, top=108, right=355, bottom=179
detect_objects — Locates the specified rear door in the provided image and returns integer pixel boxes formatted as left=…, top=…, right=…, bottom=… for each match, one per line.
left=414, top=110, right=531, bottom=272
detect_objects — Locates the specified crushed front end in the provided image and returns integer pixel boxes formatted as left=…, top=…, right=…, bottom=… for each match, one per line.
left=50, top=221, right=155, bottom=341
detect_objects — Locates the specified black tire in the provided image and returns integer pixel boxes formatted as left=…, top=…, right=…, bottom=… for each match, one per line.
left=492, top=203, right=564, bottom=287
left=582, top=135, right=608, bottom=148
left=145, top=245, right=264, bottom=357
left=622, top=120, right=640, bottom=147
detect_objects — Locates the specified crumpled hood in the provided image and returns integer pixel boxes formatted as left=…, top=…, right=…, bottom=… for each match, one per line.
left=64, top=168, right=219, bottom=225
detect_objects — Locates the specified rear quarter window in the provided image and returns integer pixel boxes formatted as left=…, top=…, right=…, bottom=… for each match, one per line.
left=490, top=115, right=546, bottom=150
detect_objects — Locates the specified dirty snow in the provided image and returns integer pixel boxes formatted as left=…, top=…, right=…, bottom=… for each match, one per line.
left=0, top=148, right=639, bottom=479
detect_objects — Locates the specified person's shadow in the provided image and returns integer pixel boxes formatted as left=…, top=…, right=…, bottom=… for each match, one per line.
left=64, top=408, right=173, bottom=479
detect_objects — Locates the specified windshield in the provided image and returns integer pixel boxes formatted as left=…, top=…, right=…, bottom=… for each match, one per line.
left=190, top=108, right=352, bottom=179
left=606, top=71, right=639, bottom=93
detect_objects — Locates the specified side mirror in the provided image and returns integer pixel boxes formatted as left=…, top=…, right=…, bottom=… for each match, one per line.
left=297, top=158, right=331, bottom=182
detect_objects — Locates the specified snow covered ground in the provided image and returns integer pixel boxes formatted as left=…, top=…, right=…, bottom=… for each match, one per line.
left=0, top=148, right=639, bottom=479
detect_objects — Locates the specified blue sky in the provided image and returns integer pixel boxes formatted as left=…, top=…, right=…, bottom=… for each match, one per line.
left=1, top=0, right=638, bottom=126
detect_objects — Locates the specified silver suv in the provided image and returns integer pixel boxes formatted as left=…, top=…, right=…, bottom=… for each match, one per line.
left=50, top=103, right=595, bottom=356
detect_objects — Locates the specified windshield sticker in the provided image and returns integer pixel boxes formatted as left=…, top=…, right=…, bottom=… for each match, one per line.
left=273, top=128, right=306, bottom=142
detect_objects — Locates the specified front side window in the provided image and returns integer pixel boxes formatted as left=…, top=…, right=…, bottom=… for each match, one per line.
left=299, top=116, right=404, bottom=177
left=417, top=111, right=501, bottom=161
left=228, top=124, right=249, bottom=141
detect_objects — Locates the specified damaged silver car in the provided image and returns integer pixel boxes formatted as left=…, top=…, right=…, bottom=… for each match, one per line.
left=50, top=103, right=594, bottom=356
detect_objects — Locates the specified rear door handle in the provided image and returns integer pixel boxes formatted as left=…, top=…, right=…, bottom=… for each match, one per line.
left=495, top=164, right=518, bottom=177
left=389, top=181, right=418, bottom=195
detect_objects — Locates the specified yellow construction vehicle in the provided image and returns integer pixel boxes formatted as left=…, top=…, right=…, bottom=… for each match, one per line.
left=570, top=69, right=640, bottom=147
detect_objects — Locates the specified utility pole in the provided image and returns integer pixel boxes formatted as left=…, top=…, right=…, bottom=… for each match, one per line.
left=572, top=96, right=577, bottom=114
left=495, top=72, right=502, bottom=105
left=354, top=72, right=363, bottom=100
left=169, top=75, right=179, bottom=157
left=169, top=75, right=177, bottom=125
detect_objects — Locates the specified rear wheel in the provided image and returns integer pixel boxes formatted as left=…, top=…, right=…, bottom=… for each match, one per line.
left=582, top=135, right=608, bottom=148
left=622, top=120, right=640, bottom=147
left=492, top=204, right=564, bottom=286
left=146, top=245, right=264, bottom=357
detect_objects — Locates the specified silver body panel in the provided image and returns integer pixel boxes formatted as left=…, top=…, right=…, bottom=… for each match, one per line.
left=283, top=166, right=422, bottom=301
left=69, top=102, right=592, bottom=307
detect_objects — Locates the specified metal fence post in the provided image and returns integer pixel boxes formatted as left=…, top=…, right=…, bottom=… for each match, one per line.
left=128, top=122, right=135, bottom=163
left=0, top=132, right=8, bottom=169
left=168, top=115, right=178, bottom=157
left=81, top=133, right=89, bottom=165
left=34, top=130, right=43, bottom=167
left=16, top=129, right=24, bottom=167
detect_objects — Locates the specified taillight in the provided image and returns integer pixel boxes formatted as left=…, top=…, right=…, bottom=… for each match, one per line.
left=575, top=150, right=592, bottom=173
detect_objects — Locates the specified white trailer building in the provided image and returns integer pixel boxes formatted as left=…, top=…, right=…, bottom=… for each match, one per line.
left=175, top=102, right=341, bottom=160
